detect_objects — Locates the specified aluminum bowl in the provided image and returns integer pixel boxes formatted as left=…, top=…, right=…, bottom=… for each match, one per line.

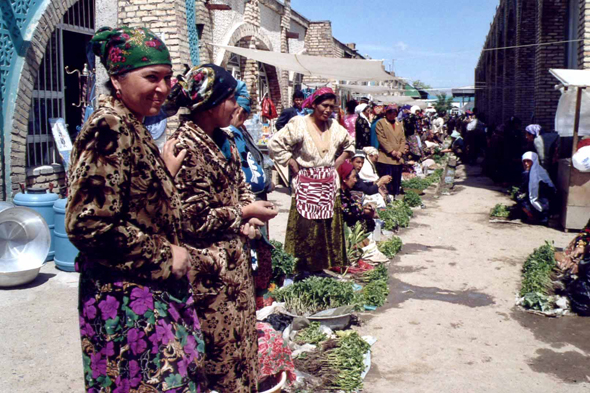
left=0, top=207, right=50, bottom=287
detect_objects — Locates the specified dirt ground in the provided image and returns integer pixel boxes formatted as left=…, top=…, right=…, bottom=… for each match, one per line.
left=0, top=164, right=589, bottom=392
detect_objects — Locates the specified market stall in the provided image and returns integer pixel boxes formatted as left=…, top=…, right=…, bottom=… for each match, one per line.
left=550, top=69, right=590, bottom=230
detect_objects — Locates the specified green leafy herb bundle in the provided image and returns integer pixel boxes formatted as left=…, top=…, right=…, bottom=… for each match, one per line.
left=345, top=222, right=370, bottom=264
left=294, top=322, right=327, bottom=345
left=490, top=203, right=511, bottom=218
left=324, top=331, right=371, bottom=392
left=273, top=276, right=361, bottom=315
left=403, top=190, right=423, bottom=207
left=360, top=264, right=390, bottom=308
left=269, top=240, right=296, bottom=282
left=520, top=242, right=557, bottom=303
left=379, top=200, right=413, bottom=230
left=401, top=177, right=431, bottom=191
left=378, top=236, right=403, bottom=258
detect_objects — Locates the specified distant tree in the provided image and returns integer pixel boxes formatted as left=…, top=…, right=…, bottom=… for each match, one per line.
left=434, top=93, right=454, bottom=114
left=412, top=80, right=432, bottom=90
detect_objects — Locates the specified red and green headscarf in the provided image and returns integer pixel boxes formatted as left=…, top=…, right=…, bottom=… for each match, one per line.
left=90, top=26, right=171, bottom=75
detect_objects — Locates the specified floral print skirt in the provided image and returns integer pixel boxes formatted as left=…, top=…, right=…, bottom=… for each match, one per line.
left=78, top=273, right=206, bottom=392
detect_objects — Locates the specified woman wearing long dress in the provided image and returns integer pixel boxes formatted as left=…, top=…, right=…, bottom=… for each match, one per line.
left=268, top=87, right=355, bottom=272
left=66, top=27, right=205, bottom=392
left=167, top=64, right=277, bottom=392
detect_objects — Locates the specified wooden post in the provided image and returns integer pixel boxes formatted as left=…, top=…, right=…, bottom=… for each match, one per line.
left=572, top=87, right=584, bottom=157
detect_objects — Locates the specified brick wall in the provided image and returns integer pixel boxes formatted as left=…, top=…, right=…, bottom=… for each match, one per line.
left=475, top=0, right=582, bottom=131
left=303, top=21, right=335, bottom=85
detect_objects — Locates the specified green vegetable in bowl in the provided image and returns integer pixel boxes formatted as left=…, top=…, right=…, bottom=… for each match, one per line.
left=294, top=322, right=327, bottom=345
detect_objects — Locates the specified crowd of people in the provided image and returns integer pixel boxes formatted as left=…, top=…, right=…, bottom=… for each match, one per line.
left=65, top=24, right=581, bottom=393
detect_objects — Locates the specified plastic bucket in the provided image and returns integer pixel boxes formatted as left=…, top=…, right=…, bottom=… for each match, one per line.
left=52, top=198, right=78, bottom=272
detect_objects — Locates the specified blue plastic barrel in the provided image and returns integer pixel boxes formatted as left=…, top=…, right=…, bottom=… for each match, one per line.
left=53, top=198, right=78, bottom=272
left=13, top=188, right=59, bottom=262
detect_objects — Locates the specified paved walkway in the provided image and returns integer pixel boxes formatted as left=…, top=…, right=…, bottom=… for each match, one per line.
left=361, top=166, right=590, bottom=392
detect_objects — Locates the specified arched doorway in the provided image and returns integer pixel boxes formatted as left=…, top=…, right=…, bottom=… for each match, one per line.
left=26, top=0, right=95, bottom=169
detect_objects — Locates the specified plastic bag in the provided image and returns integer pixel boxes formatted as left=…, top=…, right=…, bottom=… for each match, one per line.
left=568, top=259, right=590, bottom=316
left=261, top=96, right=278, bottom=120
left=572, top=145, right=590, bottom=172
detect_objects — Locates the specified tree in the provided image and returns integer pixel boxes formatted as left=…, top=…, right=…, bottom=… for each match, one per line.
left=434, top=93, right=454, bottom=114
left=412, top=80, right=432, bottom=90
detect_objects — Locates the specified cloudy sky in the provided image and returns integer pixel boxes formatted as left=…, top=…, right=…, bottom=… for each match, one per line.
left=293, top=0, right=500, bottom=89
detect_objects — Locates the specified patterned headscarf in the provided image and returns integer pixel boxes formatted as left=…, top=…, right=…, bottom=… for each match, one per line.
left=90, top=26, right=171, bottom=75
left=234, top=80, right=251, bottom=114
left=302, top=87, right=335, bottom=109
left=526, top=124, right=541, bottom=137
left=172, top=64, right=238, bottom=112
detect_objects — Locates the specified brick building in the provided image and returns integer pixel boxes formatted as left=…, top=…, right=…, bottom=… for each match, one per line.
left=1, top=0, right=381, bottom=200
left=475, top=0, right=590, bottom=131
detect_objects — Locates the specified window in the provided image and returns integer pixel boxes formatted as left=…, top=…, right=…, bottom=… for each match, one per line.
left=258, top=62, right=270, bottom=102
left=27, top=0, right=95, bottom=168
left=228, top=53, right=242, bottom=80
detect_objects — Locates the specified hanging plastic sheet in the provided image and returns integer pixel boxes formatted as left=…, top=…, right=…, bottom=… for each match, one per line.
left=554, top=88, right=590, bottom=137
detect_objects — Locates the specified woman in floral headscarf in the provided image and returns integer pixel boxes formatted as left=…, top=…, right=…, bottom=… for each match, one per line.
left=269, top=87, right=355, bottom=272
left=166, top=64, right=277, bottom=392
left=66, top=27, right=205, bottom=392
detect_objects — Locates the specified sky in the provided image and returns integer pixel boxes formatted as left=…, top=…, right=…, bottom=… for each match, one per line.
left=291, top=0, right=500, bottom=90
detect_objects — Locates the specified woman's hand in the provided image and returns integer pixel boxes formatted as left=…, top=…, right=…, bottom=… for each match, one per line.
left=242, top=201, right=278, bottom=222
left=334, top=152, right=352, bottom=170
left=288, top=159, right=300, bottom=177
left=240, top=218, right=264, bottom=239
left=170, top=244, right=190, bottom=279
left=377, top=175, right=392, bottom=187
left=162, top=139, right=187, bottom=178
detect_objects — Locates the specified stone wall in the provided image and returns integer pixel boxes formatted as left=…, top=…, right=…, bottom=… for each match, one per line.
left=475, top=0, right=586, bottom=131
left=303, top=21, right=336, bottom=85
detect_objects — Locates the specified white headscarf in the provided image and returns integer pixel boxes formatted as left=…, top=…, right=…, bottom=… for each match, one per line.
left=363, top=146, right=378, bottom=157
left=451, top=130, right=462, bottom=139
left=522, top=151, right=555, bottom=212
left=355, top=103, right=369, bottom=124
left=526, top=124, right=541, bottom=137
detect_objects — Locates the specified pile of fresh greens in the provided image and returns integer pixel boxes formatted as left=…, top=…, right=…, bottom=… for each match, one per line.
left=324, top=331, right=371, bottom=392
left=401, top=169, right=444, bottom=191
left=520, top=242, right=557, bottom=311
left=361, top=264, right=390, bottom=308
left=379, top=200, right=413, bottom=231
left=403, top=190, right=423, bottom=207
left=345, top=222, right=370, bottom=264
left=490, top=203, right=511, bottom=218
left=269, top=240, right=296, bottom=282
left=401, top=177, right=431, bottom=191
left=273, top=276, right=361, bottom=315
left=509, top=186, right=522, bottom=201
left=294, top=322, right=327, bottom=345
left=378, top=236, right=403, bottom=258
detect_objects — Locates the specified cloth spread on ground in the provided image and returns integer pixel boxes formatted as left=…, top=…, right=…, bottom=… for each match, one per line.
left=256, top=322, right=297, bottom=385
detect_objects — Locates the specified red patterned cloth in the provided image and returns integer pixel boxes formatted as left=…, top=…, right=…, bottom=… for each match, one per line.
left=293, top=166, right=336, bottom=220
left=256, top=322, right=297, bottom=385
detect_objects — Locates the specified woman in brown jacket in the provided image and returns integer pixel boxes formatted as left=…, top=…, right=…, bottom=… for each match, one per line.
left=375, top=106, right=406, bottom=196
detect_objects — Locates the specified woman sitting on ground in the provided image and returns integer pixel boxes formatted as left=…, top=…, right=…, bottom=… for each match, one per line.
left=351, top=150, right=391, bottom=208
left=338, top=161, right=376, bottom=233
left=517, top=151, right=556, bottom=225
left=442, top=130, right=465, bottom=162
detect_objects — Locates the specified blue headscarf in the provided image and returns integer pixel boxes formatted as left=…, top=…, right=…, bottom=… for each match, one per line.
left=234, top=80, right=251, bottom=114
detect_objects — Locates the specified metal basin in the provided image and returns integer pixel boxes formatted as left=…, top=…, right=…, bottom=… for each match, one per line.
left=0, top=207, right=50, bottom=287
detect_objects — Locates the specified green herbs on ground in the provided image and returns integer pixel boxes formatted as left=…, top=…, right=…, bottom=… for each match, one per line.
left=270, top=240, right=296, bottom=282
left=325, top=331, right=372, bottom=392
left=345, top=222, right=370, bottom=264
left=273, top=276, right=360, bottom=315
left=520, top=242, right=557, bottom=311
left=378, top=236, right=403, bottom=258
left=403, top=190, right=422, bottom=207
left=379, top=200, right=413, bottom=231
left=490, top=203, right=511, bottom=218
left=294, top=322, right=327, bottom=345
left=361, top=264, right=390, bottom=308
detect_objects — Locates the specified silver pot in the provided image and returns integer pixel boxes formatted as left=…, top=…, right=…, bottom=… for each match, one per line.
left=0, top=207, right=51, bottom=287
